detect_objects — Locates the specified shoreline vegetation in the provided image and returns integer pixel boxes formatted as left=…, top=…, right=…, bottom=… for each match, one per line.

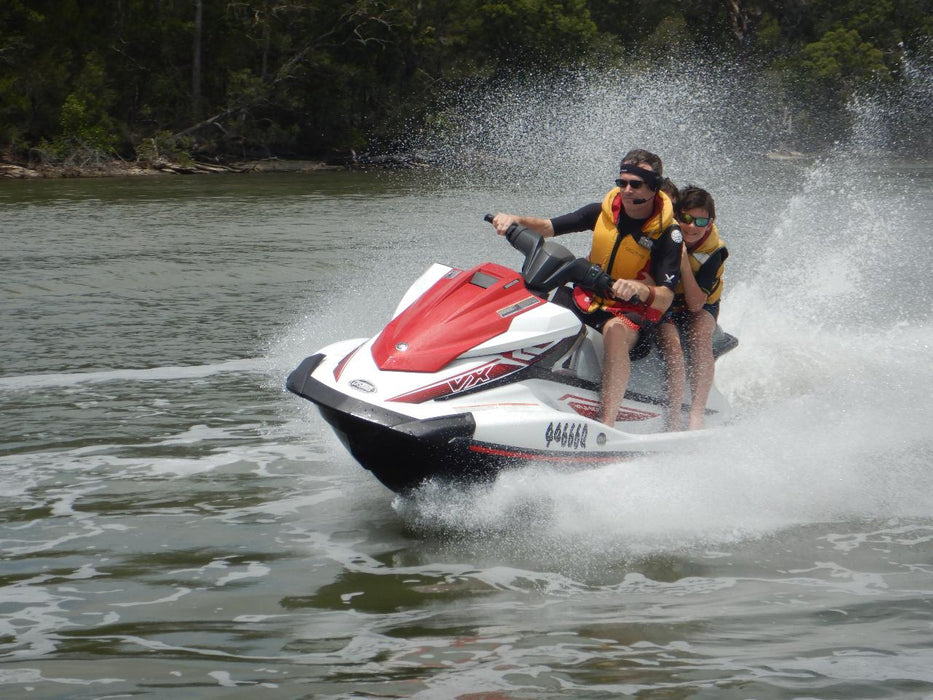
left=2, top=2, right=929, bottom=183
left=0, top=147, right=444, bottom=179
left=1, top=150, right=814, bottom=180
left=0, top=156, right=343, bottom=179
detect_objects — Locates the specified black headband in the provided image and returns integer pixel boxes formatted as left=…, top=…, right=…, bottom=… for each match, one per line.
left=618, top=162, right=664, bottom=191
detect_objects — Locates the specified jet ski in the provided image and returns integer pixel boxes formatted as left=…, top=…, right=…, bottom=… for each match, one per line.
left=286, top=216, right=738, bottom=493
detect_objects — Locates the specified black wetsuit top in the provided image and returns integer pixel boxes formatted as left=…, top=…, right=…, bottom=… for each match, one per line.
left=550, top=203, right=682, bottom=290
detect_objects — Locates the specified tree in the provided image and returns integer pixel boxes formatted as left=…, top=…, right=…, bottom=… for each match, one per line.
left=795, top=27, right=889, bottom=96
left=472, top=0, right=598, bottom=68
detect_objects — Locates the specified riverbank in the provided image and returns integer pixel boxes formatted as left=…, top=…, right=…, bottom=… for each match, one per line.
left=2, top=150, right=815, bottom=180
left=0, top=157, right=345, bottom=179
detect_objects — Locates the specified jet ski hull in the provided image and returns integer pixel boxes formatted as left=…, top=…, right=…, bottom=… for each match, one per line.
left=287, top=353, right=669, bottom=493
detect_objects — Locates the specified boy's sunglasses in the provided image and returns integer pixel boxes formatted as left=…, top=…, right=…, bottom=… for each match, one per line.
left=680, top=213, right=712, bottom=227
left=615, top=178, right=646, bottom=190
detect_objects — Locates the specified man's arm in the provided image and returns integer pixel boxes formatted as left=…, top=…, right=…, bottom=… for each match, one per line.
left=491, top=203, right=601, bottom=238
left=491, top=213, right=555, bottom=237
left=646, top=228, right=683, bottom=312
left=550, top=203, right=601, bottom=235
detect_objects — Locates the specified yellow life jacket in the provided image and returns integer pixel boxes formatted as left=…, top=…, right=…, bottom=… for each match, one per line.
left=582, top=188, right=676, bottom=312
left=677, top=224, right=727, bottom=304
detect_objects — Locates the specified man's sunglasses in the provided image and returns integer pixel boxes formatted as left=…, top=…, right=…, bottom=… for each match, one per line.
left=615, top=178, right=646, bottom=190
left=680, top=213, right=712, bottom=227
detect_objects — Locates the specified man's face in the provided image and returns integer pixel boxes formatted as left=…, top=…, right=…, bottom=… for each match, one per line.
left=617, top=162, right=653, bottom=206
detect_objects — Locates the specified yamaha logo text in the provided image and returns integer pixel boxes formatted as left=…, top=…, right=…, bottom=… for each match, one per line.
left=349, top=379, right=376, bottom=393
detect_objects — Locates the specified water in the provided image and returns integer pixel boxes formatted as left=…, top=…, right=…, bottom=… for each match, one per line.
left=2, top=62, right=933, bottom=698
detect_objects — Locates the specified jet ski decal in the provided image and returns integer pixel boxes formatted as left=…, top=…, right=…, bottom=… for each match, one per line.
left=545, top=421, right=588, bottom=449
left=333, top=342, right=364, bottom=381
left=468, top=443, right=639, bottom=464
left=558, top=393, right=659, bottom=422
left=387, top=342, right=560, bottom=404
left=497, top=296, right=540, bottom=318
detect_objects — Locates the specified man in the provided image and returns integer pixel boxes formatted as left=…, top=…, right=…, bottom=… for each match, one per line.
left=492, top=150, right=683, bottom=426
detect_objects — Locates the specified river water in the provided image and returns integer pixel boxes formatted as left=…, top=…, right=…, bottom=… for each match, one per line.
left=3, top=68, right=933, bottom=698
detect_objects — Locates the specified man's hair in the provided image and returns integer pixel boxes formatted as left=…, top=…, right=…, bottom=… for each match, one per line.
left=677, top=186, right=716, bottom=220
left=620, top=149, right=663, bottom=176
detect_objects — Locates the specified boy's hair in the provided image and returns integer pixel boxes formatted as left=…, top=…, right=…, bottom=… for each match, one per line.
left=677, top=186, right=716, bottom=220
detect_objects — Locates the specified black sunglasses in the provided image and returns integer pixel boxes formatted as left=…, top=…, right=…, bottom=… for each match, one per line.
left=615, top=178, right=646, bottom=190
left=680, top=212, right=712, bottom=227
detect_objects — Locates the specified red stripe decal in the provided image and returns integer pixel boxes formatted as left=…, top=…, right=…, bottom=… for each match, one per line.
left=388, top=359, right=522, bottom=403
left=557, top=393, right=659, bottom=421
left=333, top=344, right=364, bottom=381
left=468, top=444, right=636, bottom=464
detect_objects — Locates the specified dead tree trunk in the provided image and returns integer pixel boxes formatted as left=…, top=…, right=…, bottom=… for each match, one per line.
left=192, top=0, right=203, bottom=120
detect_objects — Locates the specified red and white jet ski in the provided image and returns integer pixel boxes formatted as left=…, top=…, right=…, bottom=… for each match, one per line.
left=286, top=217, right=737, bottom=493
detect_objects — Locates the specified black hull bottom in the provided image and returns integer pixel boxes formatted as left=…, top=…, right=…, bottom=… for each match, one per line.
left=287, top=354, right=642, bottom=494
left=287, top=354, right=501, bottom=493
left=315, top=403, right=500, bottom=493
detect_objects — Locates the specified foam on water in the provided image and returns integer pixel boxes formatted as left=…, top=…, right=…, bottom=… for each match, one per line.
left=395, top=318, right=931, bottom=551
left=0, top=358, right=266, bottom=392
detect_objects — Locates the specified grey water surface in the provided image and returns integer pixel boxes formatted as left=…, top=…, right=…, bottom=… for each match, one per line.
left=2, top=158, right=932, bottom=700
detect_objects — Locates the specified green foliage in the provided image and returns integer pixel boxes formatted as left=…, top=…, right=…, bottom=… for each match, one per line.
left=812, top=0, right=898, bottom=47
left=640, top=13, right=691, bottom=59
left=0, top=76, right=29, bottom=145
left=475, top=0, right=598, bottom=66
left=57, top=52, right=118, bottom=153
left=795, top=27, right=889, bottom=96
left=0, top=0, right=928, bottom=162
left=58, top=94, right=111, bottom=149
left=755, top=13, right=784, bottom=56
left=135, top=131, right=194, bottom=168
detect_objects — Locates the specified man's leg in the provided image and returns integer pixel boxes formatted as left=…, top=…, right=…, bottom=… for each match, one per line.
left=657, top=321, right=685, bottom=431
left=599, top=318, right=639, bottom=426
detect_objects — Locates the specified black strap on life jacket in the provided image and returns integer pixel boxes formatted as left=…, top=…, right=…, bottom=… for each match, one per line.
left=695, top=246, right=729, bottom=293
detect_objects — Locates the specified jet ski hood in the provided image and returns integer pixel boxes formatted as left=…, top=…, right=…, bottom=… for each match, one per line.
left=372, top=263, right=544, bottom=373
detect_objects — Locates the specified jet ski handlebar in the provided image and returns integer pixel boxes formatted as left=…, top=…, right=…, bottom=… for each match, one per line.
left=484, top=213, right=618, bottom=299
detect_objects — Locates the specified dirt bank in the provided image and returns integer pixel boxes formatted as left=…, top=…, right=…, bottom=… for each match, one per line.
left=0, top=158, right=341, bottom=179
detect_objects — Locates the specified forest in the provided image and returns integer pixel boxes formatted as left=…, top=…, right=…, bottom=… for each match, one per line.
left=1, top=0, right=930, bottom=171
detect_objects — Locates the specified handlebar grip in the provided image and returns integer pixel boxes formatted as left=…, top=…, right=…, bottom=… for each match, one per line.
left=585, top=266, right=642, bottom=304
left=483, top=214, right=522, bottom=245
left=578, top=263, right=614, bottom=297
